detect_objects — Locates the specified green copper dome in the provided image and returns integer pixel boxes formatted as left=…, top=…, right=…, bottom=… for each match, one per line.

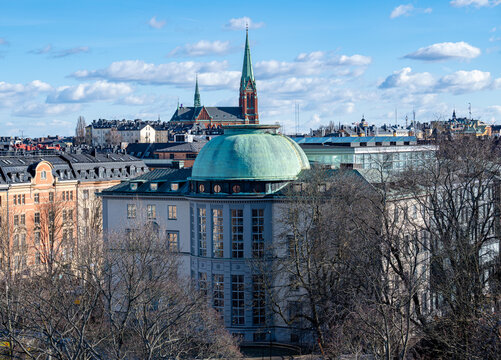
left=192, top=125, right=310, bottom=181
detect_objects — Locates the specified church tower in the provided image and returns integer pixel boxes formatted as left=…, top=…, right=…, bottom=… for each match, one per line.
left=239, top=28, right=259, bottom=123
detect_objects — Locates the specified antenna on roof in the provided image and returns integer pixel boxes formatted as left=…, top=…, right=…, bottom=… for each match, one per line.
left=405, top=115, right=408, bottom=128
left=468, top=102, right=472, bottom=120
left=412, top=108, right=416, bottom=127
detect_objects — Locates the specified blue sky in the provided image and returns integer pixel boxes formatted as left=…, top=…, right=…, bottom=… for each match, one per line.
left=0, top=0, right=500, bottom=136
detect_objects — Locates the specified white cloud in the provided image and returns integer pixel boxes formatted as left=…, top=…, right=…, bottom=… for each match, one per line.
left=404, top=41, right=481, bottom=61
left=390, top=4, right=415, bottom=18
left=450, top=0, right=500, bottom=7
left=12, top=103, right=81, bottom=117
left=493, top=77, right=501, bottom=88
left=29, top=44, right=89, bottom=57
left=255, top=51, right=371, bottom=79
left=390, top=4, right=432, bottom=18
left=379, top=67, right=495, bottom=95
left=0, top=80, right=52, bottom=107
left=115, top=94, right=156, bottom=106
left=46, top=81, right=133, bottom=103
left=148, top=16, right=166, bottom=29
left=224, top=16, right=264, bottom=30
left=52, top=46, right=89, bottom=58
left=379, top=67, right=435, bottom=90
left=333, top=54, right=372, bottom=66
left=436, top=70, right=492, bottom=94
left=30, top=44, right=52, bottom=54
left=169, top=40, right=232, bottom=57
left=72, top=60, right=238, bottom=88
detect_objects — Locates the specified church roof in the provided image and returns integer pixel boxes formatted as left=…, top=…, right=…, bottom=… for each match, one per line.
left=241, top=28, right=255, bottom=89
left=170, top=106, right=244, bottom=122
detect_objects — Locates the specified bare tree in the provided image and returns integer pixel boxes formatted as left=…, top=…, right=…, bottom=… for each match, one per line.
left=75, top=116, right=87, bottom=146
left=402, top=137, right=501, bottom=359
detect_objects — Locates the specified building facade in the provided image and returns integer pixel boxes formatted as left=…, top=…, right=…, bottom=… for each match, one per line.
left=0, top=153, right=148, bottom=272
left=101, top=125, right=310, bottom=343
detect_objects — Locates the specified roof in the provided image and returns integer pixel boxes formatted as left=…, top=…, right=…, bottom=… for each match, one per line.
left=170, top=106, right=244, bottom=122
left=291, top=136, right=417, bottom=146
left=102, top=168, right=191, bottom=195
left=156, top=140, right=207, bottom=153
left=241, top=29, right=255, bottom=88
left=191, top=125, right=310, bottom=181
left=0, top=153, right=147, bottom=185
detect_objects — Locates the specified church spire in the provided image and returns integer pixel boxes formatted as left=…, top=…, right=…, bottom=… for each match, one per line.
left=194, top=74, right=201, bottom=108
left=240, top=27, right=255, bottom=89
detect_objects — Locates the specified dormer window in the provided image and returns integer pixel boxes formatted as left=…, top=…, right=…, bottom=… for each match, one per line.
left=130, top=183, right=138, bottom=191
left=171, top=183, right=179, bottom=191
left=150, top=183, right=158, bottom=191
left=41, top=170, right=47, bottom=180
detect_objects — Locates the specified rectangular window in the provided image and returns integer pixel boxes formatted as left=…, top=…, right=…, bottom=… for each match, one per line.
left=70, top=191, right=73, bottom=200
left=232, top=274, right=245, bottom=326
left=198, top=207, right=207, bottom=256
left=213, top=274, right=224, bottom=314
left=63, top=210, right=67, bottom=223
left=49, top=192, right=54, bottom=202
left=83, top=190, right=89, bottom=200
left=34, top=231, right=40, bottom=246
left=34, top=212, right=40, bottom=225
left=167, top=231, right=179, bottom=252
left=147, top=204, right=156, bottom=219
left=14, top=215, right=19, bottom=226
left=13, top=195, right=17, bottom=205
left=252, top=209, right=265, bottom=258
left=168, top=205, right=177, bottom=220
left=252, top=274, right=266, bottom=325
left=21, top=194, right=25, bottom=204
left=68, top=209, right=73, bottom=222
left=212, top=209, right=224, bottom=258
left=20, top=214, right=25, bottom=225
left=34, top=193, right=39, bottom=204
left=127, top=204, right=136, bottom=219
left=199, top=272, right=207, bottom=297
left=231, top=209, right=244, bottom=258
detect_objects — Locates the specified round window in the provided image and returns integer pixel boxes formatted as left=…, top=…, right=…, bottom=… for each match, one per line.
left=232, top=184, right=241, bottom=193
left=214, top=184, right=222, bottom=193
left=199, top=184, right=205, bottom=192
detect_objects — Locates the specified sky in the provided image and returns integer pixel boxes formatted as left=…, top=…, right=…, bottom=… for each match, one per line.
left=0, top=0, right=500, bottom=137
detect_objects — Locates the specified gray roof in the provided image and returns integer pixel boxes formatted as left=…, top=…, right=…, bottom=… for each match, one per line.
left=156, top=140, right=207, bottom=153
left=0, top=153, right=148, bottom=185
left=170, top=106, right=243, bottom=122
left=102, top=168, right=191, bottom=195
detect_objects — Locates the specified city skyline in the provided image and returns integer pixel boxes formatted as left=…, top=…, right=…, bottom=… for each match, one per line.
left=1, top=0, right=501, bottom=137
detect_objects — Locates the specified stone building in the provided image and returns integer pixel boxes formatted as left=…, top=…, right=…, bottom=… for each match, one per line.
left=101, top=124, right=310, bottom=343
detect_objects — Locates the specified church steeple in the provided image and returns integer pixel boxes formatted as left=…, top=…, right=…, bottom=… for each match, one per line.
left=194, top=74, right=201, bottom=108
left=239, top=28, right=258, bottom=123
left=240, top=27, right=255, bottom=89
